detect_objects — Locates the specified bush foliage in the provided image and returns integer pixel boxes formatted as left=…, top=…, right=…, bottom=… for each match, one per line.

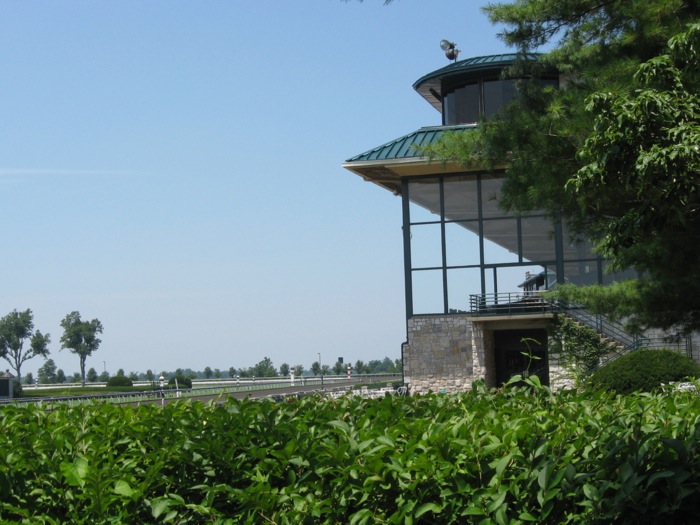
left=2, top=382, right=700, bottom=524
left=167, top=375, right=192, bottom=388
left=590, top=349, right=700, bottom=395
left=105, top=375, right=133, bottom=387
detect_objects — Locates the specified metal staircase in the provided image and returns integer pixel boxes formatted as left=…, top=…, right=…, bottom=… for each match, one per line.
left=469, top=292, right=691, bottom=366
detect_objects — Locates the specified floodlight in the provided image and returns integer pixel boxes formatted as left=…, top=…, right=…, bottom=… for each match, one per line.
left=439, top=39, right=454, bottom=51
left=439, top=39, right=460, bottom=61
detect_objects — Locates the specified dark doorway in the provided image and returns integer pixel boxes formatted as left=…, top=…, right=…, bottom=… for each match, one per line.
left=494, top=329, right=549, bottom=386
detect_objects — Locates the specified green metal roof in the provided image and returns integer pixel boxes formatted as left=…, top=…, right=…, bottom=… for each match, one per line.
left=345, top=125, right=474, bottom=163
left=413, top=53, right=542, bottom=111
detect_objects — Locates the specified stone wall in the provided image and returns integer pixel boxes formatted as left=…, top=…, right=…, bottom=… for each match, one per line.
left=403, top=314, right=566, bottom=394
left=403, top=315, right=478, bottom=394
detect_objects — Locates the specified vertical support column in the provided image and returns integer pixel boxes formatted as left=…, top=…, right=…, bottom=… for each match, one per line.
left=401, top=178, right=413, bottom=319
left=439, top=178, right=448, bottom=314
left=477, top=175, right=486, bottom=295
left=554, top=215, right=565, bottom=285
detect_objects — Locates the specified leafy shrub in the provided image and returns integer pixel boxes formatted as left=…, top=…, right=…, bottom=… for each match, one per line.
left=2, top=382, right=700, bottom=523
left=167, top=375, right=192, bottom=388
left=590, top=348, right=700, bottom=394
left=106, top=375, right=133, bottom=387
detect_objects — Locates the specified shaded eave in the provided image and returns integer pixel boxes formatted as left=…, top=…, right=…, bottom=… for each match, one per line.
left=342, top=125, right=476, bottom=194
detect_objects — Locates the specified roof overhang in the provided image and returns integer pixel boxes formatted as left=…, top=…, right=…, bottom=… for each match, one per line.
left=342, top=156, right=471, bottom=194
left=342, top=125, right=479, bottom=194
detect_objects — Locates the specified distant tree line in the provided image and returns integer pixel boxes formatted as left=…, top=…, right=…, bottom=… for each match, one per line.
left=27, top=355, right=403, bottom=385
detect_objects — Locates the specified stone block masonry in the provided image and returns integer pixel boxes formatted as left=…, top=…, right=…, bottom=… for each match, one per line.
left=403, top=315, right=477, bottom=395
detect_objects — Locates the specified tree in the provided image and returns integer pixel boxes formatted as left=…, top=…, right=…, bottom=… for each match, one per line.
left=203, top=366, right=213, bottom=379
left=310, top=361, right=321, bottom=376
left=145, top=369, right=154, bottom=382
left=60, top=311, right=103, bottom=386
left=128, top=372, right=139, bottom=381
left=253, top=357, right=277, bottom=378
left=228, top=366, right=237, bottom=378
left=279, top=363, right=290, bottom=377
left=37, top=359, right=58, bottom=384
left=214, top=368, right=221, bottom=379
left=116, top=368, right=125, bottom=377
left=292, top=364, right=304, bottom=377
left=425, top=1, right=700, bottom=334
left=333, top=361, right=345, bottom=375
left=0, top=309, right=51, bottom=379
left=557, top=24, right=700, bottom=334
left=87, top=367, right=98, bottom=383
left=354, top=360, right=368, bottom=375
left=24, top=372, right=34, bottom=385
left=99, top=371, right=110, bottom=382
left=56, top=369, right=66, bottom=383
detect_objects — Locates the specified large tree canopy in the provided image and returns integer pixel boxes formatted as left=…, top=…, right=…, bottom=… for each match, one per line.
left=0, top=309, right=51, bottom=379
left=424, top=1, right=700, bottom=334
left=60, top=311, right=103, bottom=386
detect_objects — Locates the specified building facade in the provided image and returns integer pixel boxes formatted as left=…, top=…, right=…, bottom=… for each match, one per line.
left=343, top=54, right=679, bottom=393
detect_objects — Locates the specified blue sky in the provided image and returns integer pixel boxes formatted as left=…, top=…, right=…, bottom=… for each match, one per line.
left=0, top=1, right=512, bottom=379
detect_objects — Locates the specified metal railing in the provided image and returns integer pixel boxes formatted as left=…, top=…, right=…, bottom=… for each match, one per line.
left=469, top=292, right=552, bottom=316
left=468, top=292, right=693, bottom=364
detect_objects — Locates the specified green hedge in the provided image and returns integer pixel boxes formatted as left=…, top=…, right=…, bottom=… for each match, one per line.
left=590, top=348, right=700, bottom=394
left=106, top=375, right=133, bottom=387
left=1, top=382, right=700, bottom=523
left=167, top=375, right=192, bottom=388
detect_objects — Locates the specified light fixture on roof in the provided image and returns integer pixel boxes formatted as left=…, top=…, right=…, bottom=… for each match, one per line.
left=440, top=39, right=460, bottom=62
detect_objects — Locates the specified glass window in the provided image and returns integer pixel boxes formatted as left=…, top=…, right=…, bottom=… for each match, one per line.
left=447, top=268, right=481, bottom=312
left=412, top=270, right=445, bottom=314
left=479, top=175, right=506, bottom=219
left=561, top=223, right=596, bottom=260
left=482, top=219, right=520, bottom=264
left=445, top=221, right=480, bottom=267
left=602, top=262, right=638, bottom=285
left=520, top=215, right=556, bottom=263
left=483, top=80, right=518, bottom=118
left=563, top=261, right=599, bottom=286
left=444, top=83, right=479, bottom=125
left=410, top=223, right=443, bottom=269
left=408, top=179, right=441, bottom=223
left=443, top=176, right=479, bottom=221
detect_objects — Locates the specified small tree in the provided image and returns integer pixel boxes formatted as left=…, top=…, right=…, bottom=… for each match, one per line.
left=292, top=364, right=304, bottom=377
left=24, top=372, right=34, bottom=385
left=253, top=357, right=277, bottom=377
left=98, top=371, right=110, bottom=382
left=37, top=359, right=58, bottom=384
left=86, top=367, right=98, bottom=383
left=214, top=368, right=221, bottom=379
left=116, top=368, right=125, bottom=377
left=204, top=366, right=213, bottom=379
left=310, top=361, right=321, bottom=376
left=145, top=369, right=154, bottom=382
left=279, top=363, right=290, bottom=377
left=128, top=372, right=139, bottom=381
left=354, top=360, right=368, bottom=375
left=228, top=367, right=237, bottom=378
left=333, top=361, right=344, bottom=375
left=56, top=369, right=66, bottom=384
left=60, top=311, right=103, bottom=386
left=0, top=309, right=51, bottom=380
